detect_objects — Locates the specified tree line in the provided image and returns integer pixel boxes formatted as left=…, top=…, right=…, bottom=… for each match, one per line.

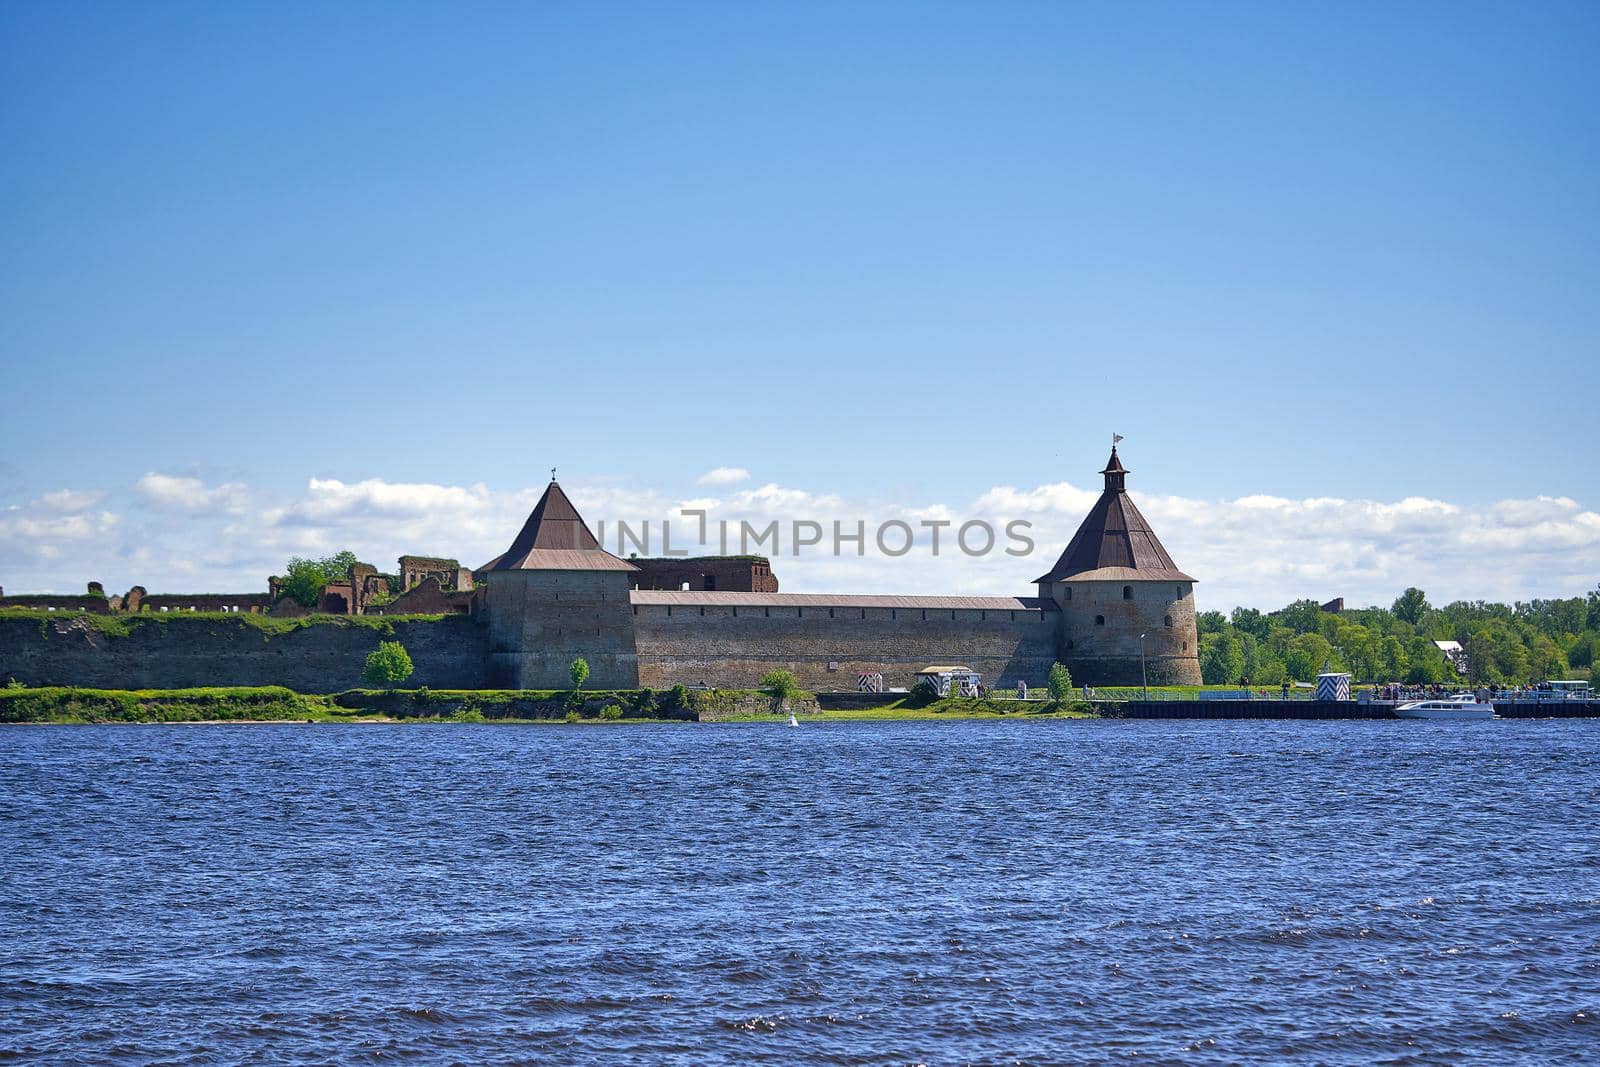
left=1197, top=585, right=1600, bottom=686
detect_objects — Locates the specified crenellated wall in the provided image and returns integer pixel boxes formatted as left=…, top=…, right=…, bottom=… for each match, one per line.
left=631, top=600, right=1059, bottom=691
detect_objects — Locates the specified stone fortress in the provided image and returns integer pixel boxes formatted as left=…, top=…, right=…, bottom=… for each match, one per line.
left=481, top=445, right=1202, bottom=689
left=0, top=447, right=1203, bottom=690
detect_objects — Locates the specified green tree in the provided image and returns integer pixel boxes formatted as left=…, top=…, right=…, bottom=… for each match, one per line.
left=281, top=550, right=360, bottom=607
left=760, top=669, right=801, bottom=703
left=1528, top=634, right=1568, bottom=681
left=1464, top=630, right=1500, bottom=684
left=1278, top=599, right=1323, bottom=634
left=1337, top=624, right=1381, bottom=682
left=1200, top=632, right=1244, bottom=685
left=569, top=657, right=590, bottom=691
left=1380, top=635, right=1408, bottom=681
left=1240, top=631, right=1262, bottom=680
left=1284, top=632, right=1333, bottom=681
left=1567, top=632, right=1596, bottom=671
left=363, top=641, right=414, bottom=687
left=1230, top=607, right=1271, bottom=641
left=1392, top=587, right=1431, bottom=626
left=1046, top=662, right=1074, bottom=701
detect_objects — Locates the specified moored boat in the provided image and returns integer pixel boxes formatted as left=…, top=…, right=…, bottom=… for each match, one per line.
left=1394, top=694, right=1496, bottom=721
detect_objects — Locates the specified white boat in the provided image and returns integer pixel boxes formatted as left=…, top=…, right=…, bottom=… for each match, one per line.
left=1394, top=694, right=1496, bottom=721
left=787, top=712, right=799, bottom=727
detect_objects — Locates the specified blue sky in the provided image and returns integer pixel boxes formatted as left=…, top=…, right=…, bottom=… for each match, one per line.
left=1, top=2, right=1597, bottom=604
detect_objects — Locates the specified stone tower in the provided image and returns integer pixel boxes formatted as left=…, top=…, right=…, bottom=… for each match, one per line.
left=479, top=479, right=641, bottom=689
left=1034, top=447, right=1202, bottom=685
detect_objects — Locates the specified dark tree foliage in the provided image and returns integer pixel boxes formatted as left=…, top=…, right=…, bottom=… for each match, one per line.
left=1198, top=587, right=1599, bottom=686
left=281, top=550, right=360, bottom=607
left=1392, top=587, right=1431, bottom=625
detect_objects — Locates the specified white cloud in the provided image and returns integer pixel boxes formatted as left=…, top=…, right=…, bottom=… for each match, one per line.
left=274, top=477, right=492, bottom=523
left=0, top=492, right=122, bottom=592
left=695, top=466, right=751, bottom=486
left=136, top=473, right=249, bottom=515
left=0, top=498, right=119, bottom=542
left=36, top=489, right=106, bottom=513
left=4, top=471, right=1598, bottom=610
left=974, top=481, right=1099, bottom=515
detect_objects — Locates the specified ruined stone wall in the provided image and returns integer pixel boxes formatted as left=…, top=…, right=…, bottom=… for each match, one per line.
left=137, top=593, right=274, bottom=614
left=369, top=578, right=474, bottom=616
left=0, top=615, right=491, bottom=692
left=1052, top=580, right=1201, bottom=685
left=0, top=595, right=112, bottom=614
left=399, top=556, right=468, bottom=592
left=632, top=602, right=1059, bottom=691
left=629, top=557, right=779, bottom=593
left=483, top=570, right=639, bottom=689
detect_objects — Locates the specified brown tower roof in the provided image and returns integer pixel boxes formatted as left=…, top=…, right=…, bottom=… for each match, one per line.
left=480, top=480, right=638, bottom=572
left=1033, top=447, right=1195, bottom=584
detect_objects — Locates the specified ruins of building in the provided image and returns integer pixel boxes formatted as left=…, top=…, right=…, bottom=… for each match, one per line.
left=0, top=582, right=272, bottom=615
left=367, top=577, right=476, bottom=616
left=399, top=556, right=474, bottom=594
left=627, top=556, right=779, bottom=593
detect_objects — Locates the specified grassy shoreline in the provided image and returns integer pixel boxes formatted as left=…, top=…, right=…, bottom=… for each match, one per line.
left=0, top=685, right=1097, bottom=724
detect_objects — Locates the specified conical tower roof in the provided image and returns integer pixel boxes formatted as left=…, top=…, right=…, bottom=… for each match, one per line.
left=1033, top=446, right=1195, bottom=584
left=480, top=480, right=638, bottom=572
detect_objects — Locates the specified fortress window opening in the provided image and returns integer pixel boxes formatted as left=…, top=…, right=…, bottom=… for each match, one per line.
left=1123, top=586, right=1133, bottom=600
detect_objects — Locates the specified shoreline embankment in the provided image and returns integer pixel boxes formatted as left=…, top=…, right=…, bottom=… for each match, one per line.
left=1104, top=699, right=1600, bottom=719
left=3, top=684, right=1597, bottom=725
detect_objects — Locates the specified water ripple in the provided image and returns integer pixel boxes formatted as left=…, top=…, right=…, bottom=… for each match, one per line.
left=1, top=719, right=1596, bottom=1064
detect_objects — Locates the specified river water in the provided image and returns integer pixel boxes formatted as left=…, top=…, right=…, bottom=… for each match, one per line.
left=2, top=720, right=1596, bottom=1064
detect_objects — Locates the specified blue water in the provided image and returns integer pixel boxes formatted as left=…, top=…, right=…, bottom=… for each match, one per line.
left=1, top=721, right=1596, bottom=1064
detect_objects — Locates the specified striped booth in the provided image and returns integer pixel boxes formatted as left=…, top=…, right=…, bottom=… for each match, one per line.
left=1316, top=672, right=1352, bottom=702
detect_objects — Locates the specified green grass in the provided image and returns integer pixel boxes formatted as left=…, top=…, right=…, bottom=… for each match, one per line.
left=0, top=608, right=456, bottom=639
left=717, top=696, right=1098, bottom=722
left=0, top=686, right=357, bottom=724
left=0, top=686, right=1097, bottom=725
left=336, top=686, right=699, bottom=721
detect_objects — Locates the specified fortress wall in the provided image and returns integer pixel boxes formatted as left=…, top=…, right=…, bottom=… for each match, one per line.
left=484, top=570, right=639, bottom=689
left=632, top=603, right=1059, bottom=691
left=0, top=615, right=491, bottom=693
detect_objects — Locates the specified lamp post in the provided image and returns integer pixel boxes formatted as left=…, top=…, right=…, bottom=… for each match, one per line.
left=1140, top=633, right=1148, bottom=701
